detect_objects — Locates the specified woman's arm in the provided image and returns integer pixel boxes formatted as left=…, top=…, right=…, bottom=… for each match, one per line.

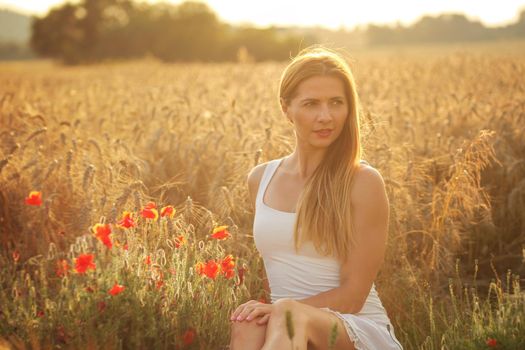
left=297, top=165, right=389, bottom=314
left=261, top=263, right=271, bottom=301
left=247, top=163, right=272, bottom=300
left=230, top=164, right=273, bottom=323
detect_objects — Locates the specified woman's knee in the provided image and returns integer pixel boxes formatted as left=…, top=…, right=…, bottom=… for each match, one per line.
left=273, top=298, right=297, bottom=311
left=272, top=298, right=307, bottom=324
left=230, top=320, right=267, bottom=348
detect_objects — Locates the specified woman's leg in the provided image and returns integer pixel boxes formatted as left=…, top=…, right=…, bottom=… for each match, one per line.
left=261, top=298, right=308, bottom=350
left=261, top=298, right=356, bottom=350
left=229, top=318, right=267, bottom=350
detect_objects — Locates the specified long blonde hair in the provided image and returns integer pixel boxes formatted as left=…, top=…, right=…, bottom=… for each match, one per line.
left=278, top=45, right=362, bottom=264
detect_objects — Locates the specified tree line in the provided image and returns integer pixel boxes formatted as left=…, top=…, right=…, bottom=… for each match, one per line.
left=367, top=11, right=525, bottom=45
left=30, top=0, right=311, bottom=64
left=27, top=0, right=525, bottom=64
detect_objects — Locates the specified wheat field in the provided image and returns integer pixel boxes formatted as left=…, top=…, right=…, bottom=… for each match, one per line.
left=0, top=40, right=524, bottom=349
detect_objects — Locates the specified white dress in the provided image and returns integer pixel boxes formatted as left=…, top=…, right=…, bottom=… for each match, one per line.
left=253, top=157, right=404, bottom=350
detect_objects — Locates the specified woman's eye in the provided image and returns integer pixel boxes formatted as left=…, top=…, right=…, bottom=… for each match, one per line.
left=303, top=100, right=343, bottom=107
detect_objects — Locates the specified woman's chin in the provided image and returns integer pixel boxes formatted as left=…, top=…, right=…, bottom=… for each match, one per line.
left=310, top=140, right=334, bottom=149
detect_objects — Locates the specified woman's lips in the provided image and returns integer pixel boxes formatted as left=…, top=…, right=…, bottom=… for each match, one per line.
left=314, top=129, right=332, bottom=137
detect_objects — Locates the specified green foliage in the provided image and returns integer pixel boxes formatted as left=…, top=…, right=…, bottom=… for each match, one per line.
left=30, top=3, right=85, bottom=64
left=29, top=0, right=311, bottom=64
left=366, top=12, right=525, bottom=46
left=0, top=215, right=258, bottom=348
left=328, top=321, right=338, bottom=349
left=394, top=261, right=525, bottom=349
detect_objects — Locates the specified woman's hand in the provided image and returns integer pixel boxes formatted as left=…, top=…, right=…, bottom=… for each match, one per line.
left=230, top=300, right=272, bottom=325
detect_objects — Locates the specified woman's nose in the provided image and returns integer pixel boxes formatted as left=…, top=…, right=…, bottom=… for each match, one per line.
left=318, top=104, right=332, bottom=121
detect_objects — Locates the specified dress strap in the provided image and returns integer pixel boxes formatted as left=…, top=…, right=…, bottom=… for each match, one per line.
left=256, top=158, right=367, bottom=207
left=255, top=158, right=283, bottom=207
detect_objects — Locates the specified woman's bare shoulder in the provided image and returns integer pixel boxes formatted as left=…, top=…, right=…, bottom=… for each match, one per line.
left=351, top=162, right=387, bottom=204
left=246, top=159, right=274, bottom=200
left=247, top=161, right=269, bottom=185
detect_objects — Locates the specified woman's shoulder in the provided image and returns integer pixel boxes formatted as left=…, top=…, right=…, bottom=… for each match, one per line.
left=354, top=160, right=384, bottom=184
left=246, top=158, right=281, bottom=196
left=247, top=159, right=276, bottom=182
left=351, top=161, right=387, bottom=204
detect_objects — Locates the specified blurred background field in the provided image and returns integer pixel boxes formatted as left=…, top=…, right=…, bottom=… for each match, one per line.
left=1, top=0, right=525, bottom=349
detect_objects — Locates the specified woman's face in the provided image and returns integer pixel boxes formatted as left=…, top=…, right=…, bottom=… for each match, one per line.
left=281, top=74, right=348, bottom=149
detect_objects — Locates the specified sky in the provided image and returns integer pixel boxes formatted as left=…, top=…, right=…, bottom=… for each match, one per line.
left=1, top=0, right=524, bottom=30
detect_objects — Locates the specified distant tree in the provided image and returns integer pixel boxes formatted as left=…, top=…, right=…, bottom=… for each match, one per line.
left=409, top=14, right=487, bottom=42
left=31, top=0, right=135, bottom=63
left=82, top=0, right=103, bottom=59
left=81, top=0, right=139, bottom=59
left=150, top=1, right=222, bottom=61
left=366, top=13, right=503, bottom=46
left=29, top=0, right=313, bottom=64
left=30, top=3, right=84, bottom=64
left=222, top=25, right=309, bottom=61
left=95, top=0, right=146, bottom=58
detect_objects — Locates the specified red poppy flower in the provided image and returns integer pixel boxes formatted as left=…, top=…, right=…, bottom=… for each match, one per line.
left=196, top=260, right=223, bottom=279
left=74, top=254, right=96, bottom=274
left=36, top=310, right=45, bottom=318
left=25, top=191, right=42, bottom=206
left=174, top=235, right=185, bottom=248
left=211, top=225, right=230, bottom=240
left=108, top=283, right=125, bottom=296
left=182, top=328, right=196, bottom=345
left=141, top=202, right=159, bottom=221
left=116, top=211, right=136, bottom=229
left=220, top=254, right=235, bottom=279
left=12, top=251, right=20, bottom=263
left=223, top=268, right=235, bottom=279
left=92, top=223, right=112, bottom=249
left=221, top=254, right=235, bottom=270
left=56, top=259, right=70, bottom=277
left=203, top=260, right=220, bottom=279
left=144, top=255, right=151, bottom=265
left=486, top=338, right=497, bottom=347
left=160, top=205, right=176, bottom=218
left=144, top=201, right=156, bottom=209
left=156, top=280, right=164, bottom=290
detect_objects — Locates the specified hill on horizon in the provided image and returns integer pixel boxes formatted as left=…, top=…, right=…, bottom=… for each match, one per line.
left=0, top=8, right=31, bottom=44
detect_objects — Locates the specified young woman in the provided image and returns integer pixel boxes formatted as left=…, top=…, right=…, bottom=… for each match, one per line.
left=229, top=46, right=403, bottom=350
